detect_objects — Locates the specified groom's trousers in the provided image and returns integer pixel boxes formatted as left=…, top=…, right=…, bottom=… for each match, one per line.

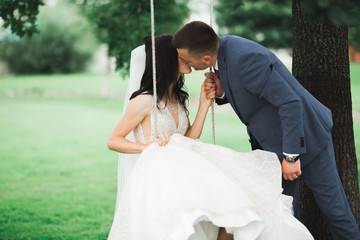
left=284, top=138, right=360, bottom=240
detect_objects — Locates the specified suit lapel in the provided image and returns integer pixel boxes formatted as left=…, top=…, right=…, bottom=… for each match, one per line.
left=218, top=37, right=242, bottom=119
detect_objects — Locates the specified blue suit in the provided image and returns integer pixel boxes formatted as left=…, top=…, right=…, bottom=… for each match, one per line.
left=216, top=35, right=360, bottom=240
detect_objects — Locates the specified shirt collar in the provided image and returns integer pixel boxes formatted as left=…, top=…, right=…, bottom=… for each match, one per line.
left=214, top=59, right=219, bottom=71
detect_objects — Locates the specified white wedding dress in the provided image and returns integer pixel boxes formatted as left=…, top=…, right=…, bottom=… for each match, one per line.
left=108, top=101, right=313, bottom=240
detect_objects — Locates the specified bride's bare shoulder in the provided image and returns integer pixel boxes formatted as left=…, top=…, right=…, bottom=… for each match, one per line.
left=127, top=93, right=152, bottom=113
left=130, top=93, right=152, bottom=105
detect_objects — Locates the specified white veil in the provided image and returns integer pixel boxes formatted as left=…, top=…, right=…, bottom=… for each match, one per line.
left=115, top=44, right=146, bottom=211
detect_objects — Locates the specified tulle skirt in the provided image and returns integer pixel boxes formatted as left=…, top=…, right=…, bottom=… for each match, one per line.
left=108, top=134, right=313, bottom=240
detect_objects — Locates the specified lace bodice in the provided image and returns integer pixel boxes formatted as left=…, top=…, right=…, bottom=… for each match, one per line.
left=133, top=101, right=189, bottom=143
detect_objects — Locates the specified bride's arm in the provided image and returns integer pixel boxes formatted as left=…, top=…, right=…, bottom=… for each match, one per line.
left=107, top=95, right=152, bottom=153
left=185, top=82, right=215, bottom=139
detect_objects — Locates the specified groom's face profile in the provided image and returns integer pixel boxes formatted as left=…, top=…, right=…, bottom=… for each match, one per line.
left=176, top=48, right=210, bottom=71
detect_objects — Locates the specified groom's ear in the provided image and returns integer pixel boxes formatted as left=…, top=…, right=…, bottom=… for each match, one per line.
left=203, top=55, right=212, bottom=65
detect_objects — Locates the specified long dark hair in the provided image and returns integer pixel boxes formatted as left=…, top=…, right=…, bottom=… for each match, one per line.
left=130, top=34, right=188, bottom=112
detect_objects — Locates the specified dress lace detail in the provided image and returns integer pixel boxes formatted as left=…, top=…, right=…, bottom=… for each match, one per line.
left=133, top=101, right=189, bottom=144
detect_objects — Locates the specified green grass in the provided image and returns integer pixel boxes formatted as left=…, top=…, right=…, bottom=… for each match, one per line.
left=351, top=62, right=360, bottom=112
left=0, top=97, right=120, bottom=239
left=0, top=63, right=359, bottom=239
left=0, top=73, right=129, bottom=98
left=350, top=63, right=360, bottom=162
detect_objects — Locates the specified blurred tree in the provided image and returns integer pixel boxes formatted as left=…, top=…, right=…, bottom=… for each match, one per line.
left=0, top=2, right=97, bottom=73
left=293, top=0, right=360, bottom=238
left=303, top=0, right=360, bottom=50
left=215, top=0, right=359, bottom=51
left=1, top=0, right=190, bottom=71
left=0, top=0, right=44, bottom=37
left=349, top=26, right=360, bottom=50
left=66, top=0, right=189, bottom=97
left=215, top=0, right=292, bottom=49
left=69, top=0, right=190, bottom=71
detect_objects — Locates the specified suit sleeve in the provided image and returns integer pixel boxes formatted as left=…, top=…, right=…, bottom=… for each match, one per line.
left=215, top=95, right=229, bottom=105
left=237, top=53, right=306, bottom=154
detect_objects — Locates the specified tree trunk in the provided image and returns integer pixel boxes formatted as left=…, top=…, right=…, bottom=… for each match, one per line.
left=100, top=52, right=112, bottom=98
left=292, top=0, right=360, bottom=239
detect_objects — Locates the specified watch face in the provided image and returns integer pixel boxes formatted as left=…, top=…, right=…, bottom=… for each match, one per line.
left=285, top=156, right=296, bottom=163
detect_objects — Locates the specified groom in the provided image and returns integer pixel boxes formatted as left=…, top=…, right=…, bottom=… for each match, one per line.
left=172, top=21, right=360, bottom=240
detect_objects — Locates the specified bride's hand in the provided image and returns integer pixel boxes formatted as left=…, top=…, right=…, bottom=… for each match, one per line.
left=153, top=134, right=170, bottom=146
left=200, top=82, right=215, bottom=109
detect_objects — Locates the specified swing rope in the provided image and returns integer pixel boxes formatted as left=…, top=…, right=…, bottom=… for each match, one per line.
left=150, top=0, right=216, bottom=143
left=210, top=0, right=216, bottom=145
left=150, top=0, right=158, bottom=137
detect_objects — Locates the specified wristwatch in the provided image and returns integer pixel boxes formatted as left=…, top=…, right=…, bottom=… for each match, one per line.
left=284, top=155, right=300, bottom=164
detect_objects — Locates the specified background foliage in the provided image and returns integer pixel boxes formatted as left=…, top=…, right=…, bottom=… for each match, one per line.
left=1, top=0, right=359, bottom=57
left=71, top=0, right=190, bottom=71
left=0, top=0, right=44, bottom=37
left=1, top=0, right=190, bottom=73
left=215, top=0, right=292, bottom=49
left=303, top=0, right=360, bottom=50
left=215, top=0, right=360, bottom=50
left=0, top=2, right=97, bottom=74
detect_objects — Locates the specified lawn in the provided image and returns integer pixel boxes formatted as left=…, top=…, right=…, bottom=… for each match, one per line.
left=0, top=63, right=359, bottom=239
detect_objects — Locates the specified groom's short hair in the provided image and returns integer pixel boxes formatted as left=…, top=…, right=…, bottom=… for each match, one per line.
left=172, top=21, right=219, bottom=59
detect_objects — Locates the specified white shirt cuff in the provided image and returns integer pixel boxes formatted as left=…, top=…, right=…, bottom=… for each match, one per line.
left=283, top=152, right=299, bottom=157
left=217, top=92, right=226, bottom=99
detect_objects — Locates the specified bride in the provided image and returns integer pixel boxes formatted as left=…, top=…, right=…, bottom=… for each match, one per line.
left=106, top=34, right=313, bottom=240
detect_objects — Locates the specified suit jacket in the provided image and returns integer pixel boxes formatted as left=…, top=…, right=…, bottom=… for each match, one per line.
left=216, top=36, right=333, bottom=166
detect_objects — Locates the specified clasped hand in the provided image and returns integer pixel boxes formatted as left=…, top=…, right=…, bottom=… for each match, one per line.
left=204, top=71, right=224, bottom=97
left=200, top=80, right=216, bottom=108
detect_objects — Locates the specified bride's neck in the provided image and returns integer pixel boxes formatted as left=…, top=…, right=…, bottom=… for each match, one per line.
left=162, top=95, right=177, bottom=104
left=167, top=84, right=177, bottom=102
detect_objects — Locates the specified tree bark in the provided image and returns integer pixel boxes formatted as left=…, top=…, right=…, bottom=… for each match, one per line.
left=292, top=0, right=360, bottom=239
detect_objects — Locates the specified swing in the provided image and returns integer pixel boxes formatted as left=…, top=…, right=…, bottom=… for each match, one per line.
left=149, top=0, right=216, bottom=144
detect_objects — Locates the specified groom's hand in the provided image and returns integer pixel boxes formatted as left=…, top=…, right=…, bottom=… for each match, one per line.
left=282, top=159, right=302, bottom=181
left=204, top=72, right=224, bottom=97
